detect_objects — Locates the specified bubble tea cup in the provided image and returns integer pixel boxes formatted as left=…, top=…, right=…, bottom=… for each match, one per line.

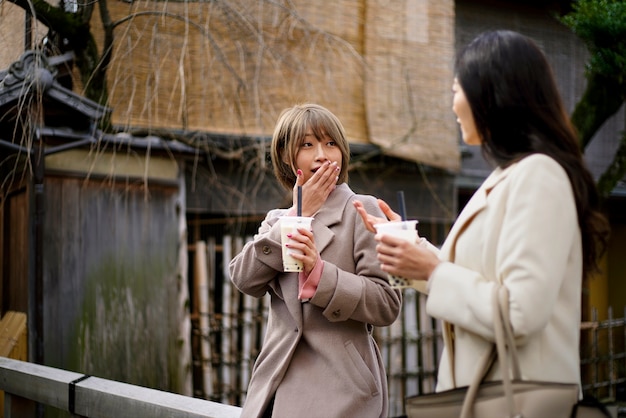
left=373, top=220, right=419, bottom=288
left=279, top=216, right=314, bottom=272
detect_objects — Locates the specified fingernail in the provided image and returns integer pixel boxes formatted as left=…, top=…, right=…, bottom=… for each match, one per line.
left=287, top=234, right=292, bottom=238
left=297, top=169, right=303, bottom=176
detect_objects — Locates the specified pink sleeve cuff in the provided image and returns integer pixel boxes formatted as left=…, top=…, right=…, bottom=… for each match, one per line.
left=298, top=255, right=324, bottom=301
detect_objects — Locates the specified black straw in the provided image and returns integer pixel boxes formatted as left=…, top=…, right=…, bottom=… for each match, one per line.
left=397, top=191, right=407, bottom=222
left=297, top=186, right=302, bottom=217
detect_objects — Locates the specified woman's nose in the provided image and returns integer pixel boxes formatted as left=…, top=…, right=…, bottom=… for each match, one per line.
left=314, top=143, right=328, bottom=161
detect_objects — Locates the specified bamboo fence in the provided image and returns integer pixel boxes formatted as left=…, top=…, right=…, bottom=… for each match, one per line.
left=191, top=235, right=626, bottom=417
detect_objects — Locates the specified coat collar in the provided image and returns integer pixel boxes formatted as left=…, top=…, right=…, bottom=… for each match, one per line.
left=308, top=183, right=354, bottom=255
left=274, top=183, right=355, bottom=321
left=439, top=163, right=516, bottom=262
left=312, top=183, right=354, bottom=225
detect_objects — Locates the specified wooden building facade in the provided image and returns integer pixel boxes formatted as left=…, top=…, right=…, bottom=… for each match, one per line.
left=0, top=51, right=193, bottom=408
left=0, top=0, right=625, bottom=416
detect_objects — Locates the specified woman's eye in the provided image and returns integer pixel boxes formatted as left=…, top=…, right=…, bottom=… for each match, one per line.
left=301, top=142, right=313, bottom=148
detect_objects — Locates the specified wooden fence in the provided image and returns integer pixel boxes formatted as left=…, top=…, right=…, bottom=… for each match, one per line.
left=189, top=236, right=442, bottom=417
left=1, top=237, right=624, bottom=417
left=190, top=235, right=626, bottom=417
left=581, top=307, right=626, bottom=405
left=190, top=237, right=271, bottom=407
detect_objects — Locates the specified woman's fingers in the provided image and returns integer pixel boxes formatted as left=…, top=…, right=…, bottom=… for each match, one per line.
left=354, top=201, right=376, bottom=233
left=285, top=227, right=318, bottom=273
left=294, top=162, right=339, bottom=216
left=310, top=161, right=339, bottom=196
left=375, top=234, right=437, bottom=281
left=354, top=200, right=390, bottom=233
left=378, top=199, right=402, bottom=222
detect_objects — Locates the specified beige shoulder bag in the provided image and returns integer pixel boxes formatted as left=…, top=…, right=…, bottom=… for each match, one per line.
left=405, top=285, right=581, bottom=418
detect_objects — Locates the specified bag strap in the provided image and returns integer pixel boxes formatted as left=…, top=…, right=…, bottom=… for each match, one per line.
left=460, top=285, right=522, bottom=418
left=498, top=285, right=521, bottom=380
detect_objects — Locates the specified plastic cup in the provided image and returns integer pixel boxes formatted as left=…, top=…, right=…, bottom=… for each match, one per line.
left=374, top=220, right=419, bottom=288
left=279, top=216, right=314, bottom=272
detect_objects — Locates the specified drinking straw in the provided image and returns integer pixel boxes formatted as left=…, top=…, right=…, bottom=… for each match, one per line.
left=397, top=190, right=407, bottom=222
left=297, top=185, right=302, bottom=217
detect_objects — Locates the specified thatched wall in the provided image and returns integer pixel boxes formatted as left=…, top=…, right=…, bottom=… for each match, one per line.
left=364, top=1, right=458, bottom=170
left=0, top=4, right=26, bottom=68
left=0, top=3, right=48, bottom=68
left=92, top=0, right=460, bottom=171
left=0, top=1, right=459, bottom=170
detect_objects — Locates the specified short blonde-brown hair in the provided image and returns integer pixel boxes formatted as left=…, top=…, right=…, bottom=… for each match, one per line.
left=270, top=104, right=350, bottom=191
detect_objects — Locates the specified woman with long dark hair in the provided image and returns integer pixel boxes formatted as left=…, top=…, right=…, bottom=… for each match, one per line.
left=355, top=30, right=610, bottom=393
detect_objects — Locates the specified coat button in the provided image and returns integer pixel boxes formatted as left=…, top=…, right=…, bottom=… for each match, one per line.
left=332, top=310, right=341, bottom=318
left=262, top=246, right=271, bottom=255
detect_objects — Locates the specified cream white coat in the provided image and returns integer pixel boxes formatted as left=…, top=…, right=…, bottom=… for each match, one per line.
left=424, top=154, right=582, bottom=392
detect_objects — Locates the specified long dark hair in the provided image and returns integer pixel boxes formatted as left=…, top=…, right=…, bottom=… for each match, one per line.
left=455, top=30, right=609, bottom=278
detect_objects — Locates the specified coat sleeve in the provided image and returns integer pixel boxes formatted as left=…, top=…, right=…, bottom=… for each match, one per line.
left=310, top=195, right=402, bottom=327
left=229, top=209, right=286, bottom=298
left=426, top=155, right=579, bottom=342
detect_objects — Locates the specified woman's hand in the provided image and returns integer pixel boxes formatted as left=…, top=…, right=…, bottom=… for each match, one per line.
left=293, top=161, right=339, bottom=217
left=375, top=234, right=440, bottom=281
left=285, top=227, right=319, bottom=276
left=353, top=199, right=402, bottom=233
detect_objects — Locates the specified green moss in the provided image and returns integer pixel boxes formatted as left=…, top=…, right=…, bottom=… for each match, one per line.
left=67, top=239, right=183, bottom=392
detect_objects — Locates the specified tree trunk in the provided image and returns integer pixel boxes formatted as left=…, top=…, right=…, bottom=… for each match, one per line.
left=597, top=132, right=626, bottom=197
left=571, top=72, right=625, bottom=149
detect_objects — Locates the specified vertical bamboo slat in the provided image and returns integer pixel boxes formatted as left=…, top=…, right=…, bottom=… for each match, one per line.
left=403, top=289, right=419, bottom=398
left=221, top=235, right=233, bottom=404
left=240, top=292, right=254, bottom=404
left=231, top=236, right=245, bottom=405
left=206, top=237, right=219, bottom=400
left=194, top=241, right=212, bottom=400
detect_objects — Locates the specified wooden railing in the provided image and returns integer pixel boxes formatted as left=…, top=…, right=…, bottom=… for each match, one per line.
left=0, top=357, right=242, bottom=418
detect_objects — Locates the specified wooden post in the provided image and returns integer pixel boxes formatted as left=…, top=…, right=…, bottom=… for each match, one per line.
left=4, top=392, right=37, bottom=418
left=0, top=311, right=28, bottom=359
left=0, top=311, right=28, bottom=417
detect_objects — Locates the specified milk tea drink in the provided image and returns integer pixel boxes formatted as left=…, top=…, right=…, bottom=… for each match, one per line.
left=374, top=220, right=418, bottom=288
left=279, top=216, right=314, bottom=272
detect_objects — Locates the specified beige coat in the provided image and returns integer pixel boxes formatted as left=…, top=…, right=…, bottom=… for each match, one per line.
left=424, top=154, right=582, bottom=392
left=229, top=183, right=402, bottom=418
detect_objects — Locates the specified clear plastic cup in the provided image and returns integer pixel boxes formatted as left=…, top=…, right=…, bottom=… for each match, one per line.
left=374, top=220, right=418, bottom=288
left=279, top=216, right=314, bottom=272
